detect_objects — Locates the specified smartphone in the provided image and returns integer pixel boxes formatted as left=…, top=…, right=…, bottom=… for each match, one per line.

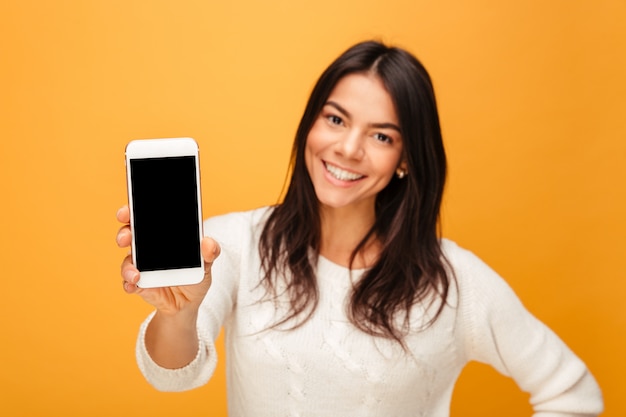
left=125, top=137, right=204, bottom=288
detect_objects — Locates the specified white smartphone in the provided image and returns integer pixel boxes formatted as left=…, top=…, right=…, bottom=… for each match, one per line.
left=125, top=137, right=204, bottom=288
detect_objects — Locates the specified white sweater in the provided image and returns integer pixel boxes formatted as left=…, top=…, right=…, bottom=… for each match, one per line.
left=136, top=207, right=603, bottom=416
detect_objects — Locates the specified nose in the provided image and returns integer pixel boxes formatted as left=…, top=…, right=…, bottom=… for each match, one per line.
left=336, top=129, right=364, bottom=160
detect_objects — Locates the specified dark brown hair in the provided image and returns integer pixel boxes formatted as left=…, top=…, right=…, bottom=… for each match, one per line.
left=258, top=40, right=452, bottom=345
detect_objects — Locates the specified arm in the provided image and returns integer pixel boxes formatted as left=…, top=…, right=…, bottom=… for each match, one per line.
left=451, top=244, right=604, bottom=416
left=134, top=241, right=240, bottom=391
left=122, top=235, right=219, bottom=369
left=117, top=206, right=237, bottom=391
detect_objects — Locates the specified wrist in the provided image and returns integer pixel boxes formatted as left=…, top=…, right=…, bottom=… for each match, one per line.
left=145, top=309, right=200, bottom=368
left=153, top=307, right=199, bottom=328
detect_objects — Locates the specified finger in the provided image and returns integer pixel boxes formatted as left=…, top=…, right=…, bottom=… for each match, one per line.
left=121, top=255, right=140, bottom=289
left=201, top=237, right=221, bottom=265
left=116, top=205, right=130, bottom=223
left=116, top=225, right=132, bottom=248
left=122, top=279, right=138, bottom=294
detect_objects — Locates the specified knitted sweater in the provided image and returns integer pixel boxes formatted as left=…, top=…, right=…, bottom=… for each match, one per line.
left=136, top=207, right=603, bottom=416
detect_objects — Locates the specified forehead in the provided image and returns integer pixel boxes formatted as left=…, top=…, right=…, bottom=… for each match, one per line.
left=326, top=73, right=399, bottom=125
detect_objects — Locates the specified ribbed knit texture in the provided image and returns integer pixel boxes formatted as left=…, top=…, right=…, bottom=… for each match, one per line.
left=136, top=207, right=603, bottom=416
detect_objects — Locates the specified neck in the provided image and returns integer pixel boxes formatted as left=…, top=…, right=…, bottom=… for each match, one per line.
left=318, top=205, right=380, bottom=269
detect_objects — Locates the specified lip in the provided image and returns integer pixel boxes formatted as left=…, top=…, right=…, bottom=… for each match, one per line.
left=322, top=160, right=366, bottom=184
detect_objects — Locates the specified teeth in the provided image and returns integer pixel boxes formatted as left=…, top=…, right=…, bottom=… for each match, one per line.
left=325, top=162, right=364, bottom=181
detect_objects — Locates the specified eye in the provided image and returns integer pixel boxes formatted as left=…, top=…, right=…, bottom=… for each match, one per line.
left=326, top=115, right=343, bottom=126
left=374, top=132, right=392, bottom=144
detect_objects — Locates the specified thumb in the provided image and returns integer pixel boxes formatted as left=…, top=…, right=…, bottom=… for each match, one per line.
left=202, top=237, right=221, bottom=266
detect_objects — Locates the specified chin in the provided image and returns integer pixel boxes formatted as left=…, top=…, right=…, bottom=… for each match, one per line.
left=316, top=193, right=375, bottom=212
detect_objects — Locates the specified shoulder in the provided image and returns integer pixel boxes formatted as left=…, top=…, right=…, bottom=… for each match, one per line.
left=439, top=238, right=520, bottom=306
left=439, top=238, right=493, bottom=283
left=439, top=238, right=493, bottom=274
left=203, top=206, right=273, bottom=243
left=201, top=206, right=274, bottom=286
left=439, top=238, right=533, bottom=357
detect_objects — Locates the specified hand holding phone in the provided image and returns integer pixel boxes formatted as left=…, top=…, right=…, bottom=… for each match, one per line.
left=116, top=205, right=220, bottom=313
left=116, top=202, right=220, bottom=367
left=125, top=137, right=205, bottom=288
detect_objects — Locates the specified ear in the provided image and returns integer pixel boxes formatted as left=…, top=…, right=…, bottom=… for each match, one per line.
left=395, top=161, right=408, bottom=179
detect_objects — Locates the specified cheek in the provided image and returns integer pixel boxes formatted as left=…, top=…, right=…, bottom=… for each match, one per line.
left=374, top=150, right=403, bottom=178
left=305, top=122, right=325, bottom=152
left=304, top=123, right=327, bottom=164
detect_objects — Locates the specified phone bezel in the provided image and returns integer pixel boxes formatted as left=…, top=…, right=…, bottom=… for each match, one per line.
left=125, top=137, right=204, bottom=288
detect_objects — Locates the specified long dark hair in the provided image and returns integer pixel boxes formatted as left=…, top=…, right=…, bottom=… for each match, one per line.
left=258, top=40, right=452, bottom=345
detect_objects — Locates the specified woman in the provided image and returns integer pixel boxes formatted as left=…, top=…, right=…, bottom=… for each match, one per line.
left=117, top=40, right=603, bottom=416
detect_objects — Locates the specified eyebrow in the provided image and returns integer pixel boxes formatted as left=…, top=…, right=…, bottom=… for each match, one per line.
left=325, top=101, right=402, bottom=133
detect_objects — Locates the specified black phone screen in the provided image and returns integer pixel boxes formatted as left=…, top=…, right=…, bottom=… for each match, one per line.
left=129, top=156, right=201, bottom=271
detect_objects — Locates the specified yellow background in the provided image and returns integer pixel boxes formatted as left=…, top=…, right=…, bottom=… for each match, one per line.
left=1, top=0, right=624, bottom=415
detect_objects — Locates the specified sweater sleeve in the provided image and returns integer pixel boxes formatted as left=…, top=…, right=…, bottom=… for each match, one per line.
left=134, top=211, right=247, bottom=391
left=450, top=243, right=604, bottom=416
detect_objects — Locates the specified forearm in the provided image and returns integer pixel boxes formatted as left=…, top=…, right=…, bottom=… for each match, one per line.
left=144, top=309, right=200, bottom=369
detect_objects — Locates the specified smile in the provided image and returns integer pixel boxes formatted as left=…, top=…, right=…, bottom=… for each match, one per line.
left=324, top=162, right=364, bottom=181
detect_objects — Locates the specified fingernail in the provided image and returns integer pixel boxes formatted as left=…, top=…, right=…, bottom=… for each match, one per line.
left=123, top=269, right=136, bottom=282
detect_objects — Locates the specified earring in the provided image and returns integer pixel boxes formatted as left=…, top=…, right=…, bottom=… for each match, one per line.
left=396, top=168, right=407, bottom=179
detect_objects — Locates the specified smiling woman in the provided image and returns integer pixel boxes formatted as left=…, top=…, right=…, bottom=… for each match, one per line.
left=1, top=0, right=624, bottom=415
left=258, top=41, right=451, bottom=339
left=116, top=40, right=604, bottom=416
left=305, top=74, right=405, bottom=215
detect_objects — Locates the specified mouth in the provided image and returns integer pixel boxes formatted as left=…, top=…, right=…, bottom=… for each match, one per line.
left=324, top=161, right=365, bottom=181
